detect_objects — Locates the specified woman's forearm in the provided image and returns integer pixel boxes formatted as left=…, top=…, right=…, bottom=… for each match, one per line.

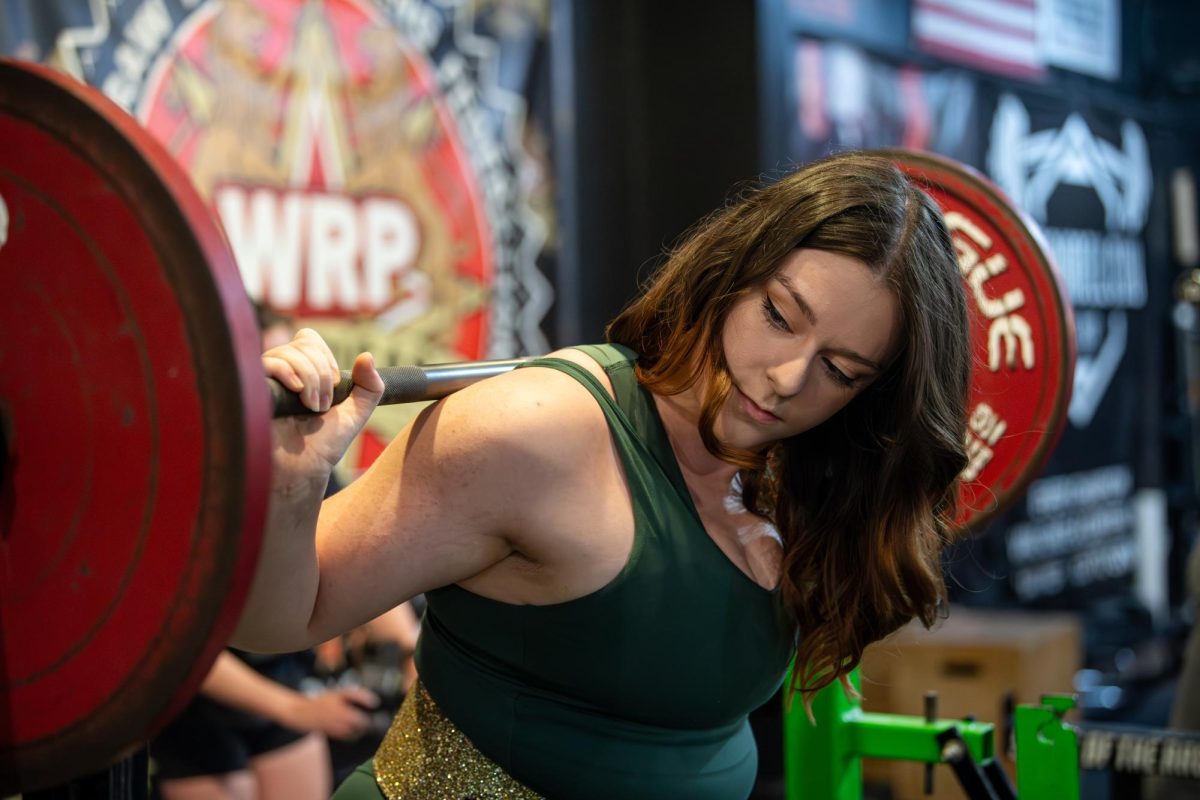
left=237, top=337, right=384, bottom=651
left=229, top=474, right=327, bottom=652
left=200, top=650, right=302, bottom=722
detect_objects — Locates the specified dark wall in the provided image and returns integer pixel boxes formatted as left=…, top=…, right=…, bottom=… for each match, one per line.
left=553, top=0, right=760, bottom=346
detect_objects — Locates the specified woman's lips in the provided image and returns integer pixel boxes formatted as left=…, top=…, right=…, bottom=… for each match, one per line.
left=735, top=386, right=780, bottom=424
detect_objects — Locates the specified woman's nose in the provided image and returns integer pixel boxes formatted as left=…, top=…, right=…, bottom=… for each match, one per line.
left=767, top=354, right=810, bottom=398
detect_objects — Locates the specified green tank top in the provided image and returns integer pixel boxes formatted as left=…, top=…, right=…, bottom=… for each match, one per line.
left=414, top=344, right=796, bottom=800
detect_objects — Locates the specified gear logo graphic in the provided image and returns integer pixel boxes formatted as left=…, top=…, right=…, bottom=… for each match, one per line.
left=54, top=0, right=551, bottom=463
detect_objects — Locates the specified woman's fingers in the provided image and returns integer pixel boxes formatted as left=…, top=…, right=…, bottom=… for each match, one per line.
left=350, top=352, right=384, bottom=395
left=262, top=327, right=384, bottom=420
left=262, top=328, right=344, bottom=412
left=289, top=328, right=339, bottom=411
left=337, top=684, right=380, bottom=710
left=265, top=353, right=322, bottom=412
left=326, top=352, right=383, bottom=437
left=261, top=355, right=305, bottom=393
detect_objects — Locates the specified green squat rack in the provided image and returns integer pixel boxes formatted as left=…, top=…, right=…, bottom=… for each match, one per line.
left=782, top=668, right=1200, bottom=799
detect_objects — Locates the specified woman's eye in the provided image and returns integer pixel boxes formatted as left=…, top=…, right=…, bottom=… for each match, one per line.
left=761, top=296, right=789, bottom=331
left=822, top=358, right=858, bottom=388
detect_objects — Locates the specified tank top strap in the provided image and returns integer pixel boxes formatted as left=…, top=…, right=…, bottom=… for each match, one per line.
left=566, top=342, right=638, bottom=370
left=513, top=354, right=661, bottom=505
left=565, top=343, right=644, bottom=414
left=528, top=345, right=700, bottom=520
left=566, top=345, right=697, bottom=512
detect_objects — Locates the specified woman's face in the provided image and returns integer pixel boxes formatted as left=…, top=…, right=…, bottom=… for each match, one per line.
left=716, top=248, right=901, bottom=451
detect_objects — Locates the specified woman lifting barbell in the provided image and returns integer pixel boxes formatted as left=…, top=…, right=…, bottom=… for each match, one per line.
left=231, top=150, right=973, bottom=800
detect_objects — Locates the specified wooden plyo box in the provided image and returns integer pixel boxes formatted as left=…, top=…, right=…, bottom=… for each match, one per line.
left=858, top=608, right=1082, bottom=800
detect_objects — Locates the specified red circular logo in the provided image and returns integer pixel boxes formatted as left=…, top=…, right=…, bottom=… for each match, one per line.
left=888, top=150, right=1076, bottom=531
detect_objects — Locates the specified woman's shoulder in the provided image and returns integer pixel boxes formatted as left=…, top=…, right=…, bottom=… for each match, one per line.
left=423, top=347, right=617, bottom=465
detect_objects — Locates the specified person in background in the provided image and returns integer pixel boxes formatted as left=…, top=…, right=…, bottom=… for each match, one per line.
left=152, top=649, right=377, bottom=800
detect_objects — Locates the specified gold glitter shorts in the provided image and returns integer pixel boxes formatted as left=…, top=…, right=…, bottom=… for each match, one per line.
left=373, top=680, right=543, bottom=800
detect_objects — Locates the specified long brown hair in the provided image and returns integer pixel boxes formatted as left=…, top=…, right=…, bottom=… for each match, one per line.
left=607, top=151, right=971, bottom=711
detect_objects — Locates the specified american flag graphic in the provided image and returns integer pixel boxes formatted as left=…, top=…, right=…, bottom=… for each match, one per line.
left=912, top=0, right=1045, bottom=80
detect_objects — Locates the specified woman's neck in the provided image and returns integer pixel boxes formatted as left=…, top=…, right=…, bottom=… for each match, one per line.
left=653, top=388, right=738, bottom=489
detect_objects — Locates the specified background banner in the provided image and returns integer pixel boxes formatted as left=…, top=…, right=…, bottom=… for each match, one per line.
left=3, top=0, right=555, bottom=472
left=975, top=87, right=1165, bottom=612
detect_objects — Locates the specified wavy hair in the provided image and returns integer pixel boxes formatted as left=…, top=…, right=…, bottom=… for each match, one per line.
left=607, top=151, right=971, bottom=711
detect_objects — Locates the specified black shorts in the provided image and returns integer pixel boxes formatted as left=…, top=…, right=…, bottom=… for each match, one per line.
left=152, top=694, right=307, bottom=779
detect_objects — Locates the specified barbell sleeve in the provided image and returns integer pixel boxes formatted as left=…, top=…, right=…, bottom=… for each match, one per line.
left=269, top=358, right=531, bottom=418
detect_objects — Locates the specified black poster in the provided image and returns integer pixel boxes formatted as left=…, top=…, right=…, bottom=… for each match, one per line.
left=952, top=86, right=1168, bottom=613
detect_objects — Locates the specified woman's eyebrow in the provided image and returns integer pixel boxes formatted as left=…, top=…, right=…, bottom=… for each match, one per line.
left=775, top=274, right=817, bottom=326
left=773, top=274, right=884, bottom=373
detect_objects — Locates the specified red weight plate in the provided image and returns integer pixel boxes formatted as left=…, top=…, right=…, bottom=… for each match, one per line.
left=884, top=150, right=1076, bottom=531
left=0, top=60, right=271, bottom=792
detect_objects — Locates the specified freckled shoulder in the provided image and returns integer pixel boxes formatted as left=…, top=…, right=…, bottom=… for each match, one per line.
left=431, top=349, right=617, bottom=470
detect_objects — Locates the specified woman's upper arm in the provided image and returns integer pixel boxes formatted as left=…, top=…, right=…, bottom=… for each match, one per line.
left=302, top=366, right=596, bottom=641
